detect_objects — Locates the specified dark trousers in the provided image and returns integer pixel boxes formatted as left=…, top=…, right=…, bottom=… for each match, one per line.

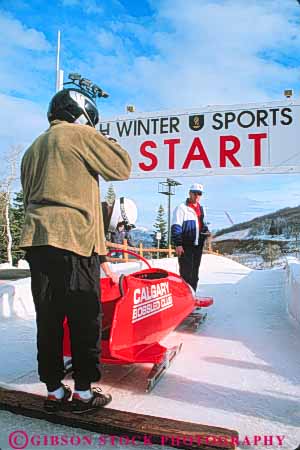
left=178, top=243, right=204, bottom=291
left=26, top=246, right=102, bottom=391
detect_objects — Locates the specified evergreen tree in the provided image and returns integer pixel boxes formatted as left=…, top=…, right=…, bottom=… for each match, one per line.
left=152, top=204, right=168, bottom=250
left=262, top=243, right=281, bottom=267
left=10, top=190, right=25, bottom=264
left=105, top=184, right=116, bottom=206
left=269, top=219, right=277, bottom=235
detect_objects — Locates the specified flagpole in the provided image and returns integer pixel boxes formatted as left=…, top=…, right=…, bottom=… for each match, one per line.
left=55, top=30, right=62, bottom=92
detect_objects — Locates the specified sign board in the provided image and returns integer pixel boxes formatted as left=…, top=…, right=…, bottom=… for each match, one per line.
left=100, top=100, right=300, bottom=178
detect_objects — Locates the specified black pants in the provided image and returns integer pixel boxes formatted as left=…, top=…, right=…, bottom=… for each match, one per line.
left=26, top=246, right=101, bottom=391
left=178, top=243, right=204, bottom=291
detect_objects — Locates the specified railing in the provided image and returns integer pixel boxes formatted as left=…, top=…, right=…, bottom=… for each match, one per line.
left=106, top=239, right=213, bottom=263
left=106, top=240, right=176, bottom=262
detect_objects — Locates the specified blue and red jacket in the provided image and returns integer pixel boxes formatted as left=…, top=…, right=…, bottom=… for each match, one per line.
left=171, top=199, right=208, bottom=247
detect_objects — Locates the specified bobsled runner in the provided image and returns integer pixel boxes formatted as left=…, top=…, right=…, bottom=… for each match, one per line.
left=63, top=250, right=213, bottom=392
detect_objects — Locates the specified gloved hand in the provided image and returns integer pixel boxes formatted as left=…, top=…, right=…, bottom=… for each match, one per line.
left=101, top=132, right=117, bottom=143
left=200, top=231, right=211, bottom=241
left=109, top=272, right=120, bottom=284
left=175, top=246, right=184, bottom=256
left=201, top=224, right=211, bottom=238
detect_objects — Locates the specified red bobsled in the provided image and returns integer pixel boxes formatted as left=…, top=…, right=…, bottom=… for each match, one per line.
left=63, top=251, right=213, bottom=391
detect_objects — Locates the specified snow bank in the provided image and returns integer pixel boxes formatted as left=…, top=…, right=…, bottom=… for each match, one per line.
left=106, top=257, right=179, bottom=275
left=17, top=259, right=29, bottom=269
left=0, top=278, right=35, bottom=320
left=0, top=263, right=14, bottom=269
left=285, top=256, right=300, bottom=324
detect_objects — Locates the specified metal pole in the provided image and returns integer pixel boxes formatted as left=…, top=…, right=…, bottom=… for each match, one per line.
left=55, top=30, right=61, bottom=92
left=168, top=186, right=171, bottom=248
left=158, top=178, right=181, bottom=250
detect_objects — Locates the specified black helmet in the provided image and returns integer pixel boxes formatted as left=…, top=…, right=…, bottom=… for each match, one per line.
left=47, top=88, right=99, bottom=127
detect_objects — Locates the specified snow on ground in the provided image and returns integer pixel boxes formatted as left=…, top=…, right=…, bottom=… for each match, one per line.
left=1, top=254, right=300, bottom=450
left=213, top=229, right=294, bottom=243
left=213, top=229, right=252, bottom=241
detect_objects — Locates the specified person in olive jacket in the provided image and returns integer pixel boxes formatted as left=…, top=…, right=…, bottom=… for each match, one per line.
left=20, top=87, right=131, bottom=414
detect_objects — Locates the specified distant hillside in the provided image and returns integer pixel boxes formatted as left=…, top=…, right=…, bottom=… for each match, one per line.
left=214, top=205, right=300, bottom=238
left=130, top=228, right=154, bottom=247
left=212, top=205, right=300, bottom=260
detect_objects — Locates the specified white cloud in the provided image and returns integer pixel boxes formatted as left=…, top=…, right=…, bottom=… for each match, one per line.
left=96, top=30, right=121, bottom=51
left=62, top=0, right=79, bottom=4
left=0, top=12, right=50, bottom=51
left=0, top=11, right=53, bottom=98
left=61, top=0, right=103, bottom=14
left=0, top=93, right=47, bottom=152
left=85, top=1, right=103, bottom=15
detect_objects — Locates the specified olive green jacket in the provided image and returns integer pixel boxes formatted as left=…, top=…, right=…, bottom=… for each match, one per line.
left=20, top=120, right=132, bottom=256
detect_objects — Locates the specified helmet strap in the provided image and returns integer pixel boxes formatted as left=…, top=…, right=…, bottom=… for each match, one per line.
left=120, top=197, right=131, bottom=229
left=82, top=106, right=95, bottom=127
left=74, top=114, right=89, bottom=125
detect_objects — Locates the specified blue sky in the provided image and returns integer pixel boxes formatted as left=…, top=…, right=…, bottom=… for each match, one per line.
left=1, top=0, right=300, bottom=230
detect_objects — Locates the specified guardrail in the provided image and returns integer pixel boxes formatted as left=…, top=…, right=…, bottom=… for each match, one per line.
left=106, top=240, right=176, bottom=262
left=106, top=239, right=213, bottom=263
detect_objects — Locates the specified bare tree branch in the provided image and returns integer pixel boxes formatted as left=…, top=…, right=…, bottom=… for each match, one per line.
left=0, top=145, right=23, bottom=265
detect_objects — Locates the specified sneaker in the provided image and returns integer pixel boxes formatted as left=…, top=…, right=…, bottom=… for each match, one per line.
left=71, top=387, right=112, bottom=414
left=44, top=384, right=72, bottom=413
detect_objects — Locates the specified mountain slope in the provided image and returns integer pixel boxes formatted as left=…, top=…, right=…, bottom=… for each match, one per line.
left=214, top=205, right=300, bottom=238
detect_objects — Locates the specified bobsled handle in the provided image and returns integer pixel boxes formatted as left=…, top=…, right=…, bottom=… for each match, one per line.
left=195, top=297, right=214, bottom=308
left=107, top=249, right=152, bottom=269
left=119, top=273, right=125, bottom=298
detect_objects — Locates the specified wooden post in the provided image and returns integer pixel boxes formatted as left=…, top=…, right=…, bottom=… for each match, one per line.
left=123, top=239, right=128, bottom=262
left=139, top=242, right=144, bottom=257
left=168, top=245, right=173, bottom=258
left=207, top=235, right=212, bottom=252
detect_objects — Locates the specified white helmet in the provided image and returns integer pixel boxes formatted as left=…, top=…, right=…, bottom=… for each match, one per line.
left=109, top=197, right=137, bottom=232
left=189, top=183, right=204, bottom=193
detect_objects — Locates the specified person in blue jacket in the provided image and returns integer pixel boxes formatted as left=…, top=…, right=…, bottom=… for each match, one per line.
left=171, top=183, right=210, bottom=292
left=111, top=221, right=134, bottom=247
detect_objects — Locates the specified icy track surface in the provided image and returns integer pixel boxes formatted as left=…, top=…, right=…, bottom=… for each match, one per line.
left=0, top=254, right=300, bottom=450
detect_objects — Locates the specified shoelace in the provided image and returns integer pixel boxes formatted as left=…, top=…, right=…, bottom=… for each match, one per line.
left=91, top=387, right=103, bottom=395
left=90, top=387, right=111, bottom=406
